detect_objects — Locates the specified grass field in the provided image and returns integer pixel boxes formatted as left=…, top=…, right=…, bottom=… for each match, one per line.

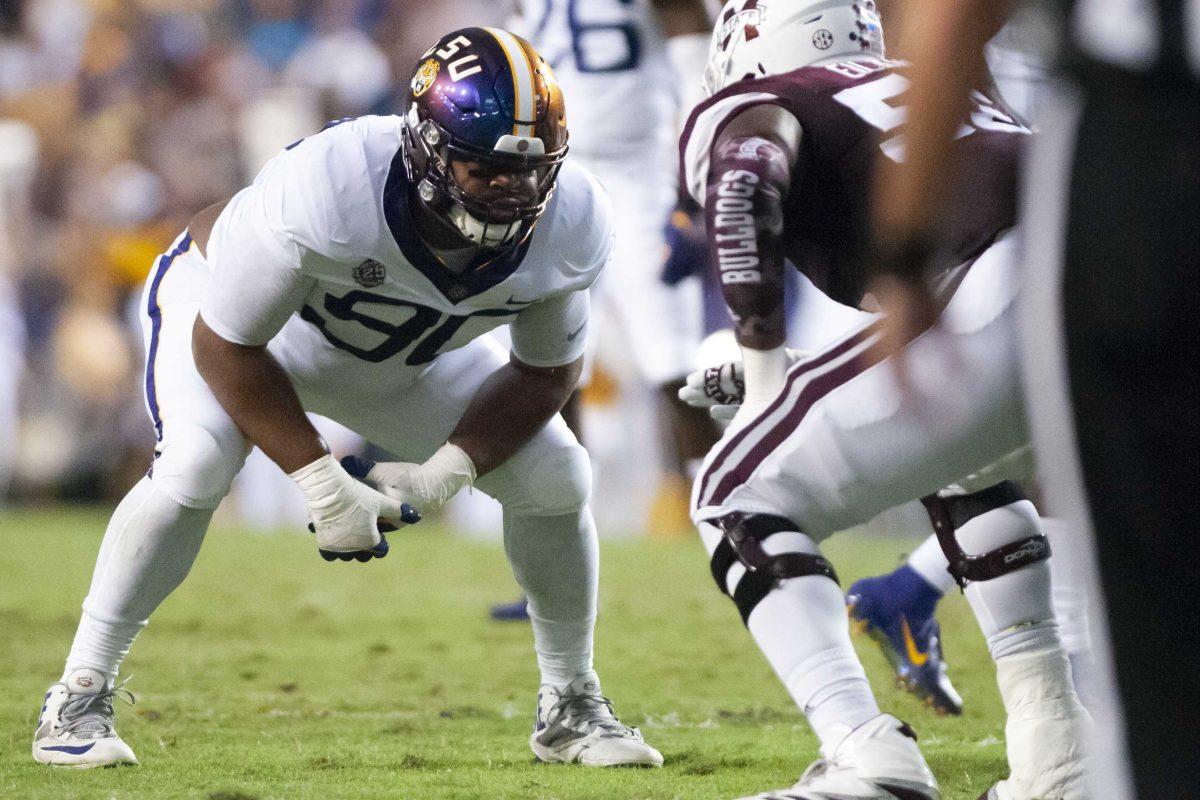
left=0, top=508, right=1006, bottom=800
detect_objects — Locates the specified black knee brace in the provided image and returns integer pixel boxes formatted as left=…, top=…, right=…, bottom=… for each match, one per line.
left=921, top=481, right=1051, bottom=589
left=709, top=513, right=839, bottom=625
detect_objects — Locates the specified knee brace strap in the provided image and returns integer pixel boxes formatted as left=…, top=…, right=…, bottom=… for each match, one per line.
left=710, top=513, right=839, bottom=625
left=922, top=481, right=1051, bottom=588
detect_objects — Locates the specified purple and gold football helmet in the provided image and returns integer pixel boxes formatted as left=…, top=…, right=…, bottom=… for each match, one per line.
left=402, top=27, right=569, bottom=249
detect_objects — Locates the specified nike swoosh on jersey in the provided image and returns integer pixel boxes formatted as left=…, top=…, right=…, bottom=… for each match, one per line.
left=506, top=295, right=537, bottom=305
left=566, top=322, right=586, bottom=342
left=901, top=618, right=929, bottom=666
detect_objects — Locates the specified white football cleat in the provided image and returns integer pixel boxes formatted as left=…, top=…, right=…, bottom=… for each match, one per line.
left=736, top=714, right=940, bottom=800
left=33, top=668, right=138, bottom=768
left=529, top=671, right=664, bottom=767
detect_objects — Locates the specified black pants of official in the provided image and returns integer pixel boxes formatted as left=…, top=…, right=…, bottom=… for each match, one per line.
left=1061, top=74, right=1200, bottom=798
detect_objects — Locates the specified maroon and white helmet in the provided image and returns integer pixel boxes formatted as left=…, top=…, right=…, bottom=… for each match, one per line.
left=704, top=0, right=885, bottom=95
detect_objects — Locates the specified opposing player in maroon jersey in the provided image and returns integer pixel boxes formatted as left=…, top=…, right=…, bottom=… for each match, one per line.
left=677, top=2, right=1091, bottom=799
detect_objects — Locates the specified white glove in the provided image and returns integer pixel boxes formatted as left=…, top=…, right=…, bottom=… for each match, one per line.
left=679, top=348, right=812, bottom=421
left=357, top=443, right=476, bottom=515
left=290, top=454, right=411, bottom=556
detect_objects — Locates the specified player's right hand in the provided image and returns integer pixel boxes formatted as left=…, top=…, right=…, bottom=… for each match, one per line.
left=290, top=454, right=420, bottom=563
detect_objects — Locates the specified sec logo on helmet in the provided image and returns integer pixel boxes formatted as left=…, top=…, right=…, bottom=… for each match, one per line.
left=411, top=59, right=440, bottom=98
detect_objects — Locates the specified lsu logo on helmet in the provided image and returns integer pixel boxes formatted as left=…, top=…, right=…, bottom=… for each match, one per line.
left=411, top=59, right=440, bottom=98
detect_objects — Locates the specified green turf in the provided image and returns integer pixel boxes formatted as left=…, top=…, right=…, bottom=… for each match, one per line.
left=0, top=508, right=1005, bottom=799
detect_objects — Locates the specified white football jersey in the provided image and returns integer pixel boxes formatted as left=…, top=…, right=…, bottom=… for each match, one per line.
left=516, top=0, right=677, bottom=159
left=199, top=115, right=612, bottom=397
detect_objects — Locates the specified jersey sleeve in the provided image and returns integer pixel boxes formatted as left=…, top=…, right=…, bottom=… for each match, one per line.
left=679, top=90, right=788, bottom=206
left=509, top=288, right=590, bottom=368
left=542, top=160, right=615, bottom=292
left=198, top=197, right=316, bottom=346
left=199, top=121, right=374, bottom=345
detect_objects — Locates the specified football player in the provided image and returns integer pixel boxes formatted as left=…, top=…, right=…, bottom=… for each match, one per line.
left=826, top=11, right=1095, bottom=721
left=678, top=2, right=1089, bottom=798
left=517, top=0, right=718, bottom=514
left=33, top=28, right=663, bottom=770
left=0, top=121, right=35, bottom=503
left=489, top=0, right=718, bottom=623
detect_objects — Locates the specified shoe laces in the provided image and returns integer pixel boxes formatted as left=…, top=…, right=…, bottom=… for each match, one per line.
left=544, top=690, right=639, bottom=739
left=58, top=678, right=135, bottom=738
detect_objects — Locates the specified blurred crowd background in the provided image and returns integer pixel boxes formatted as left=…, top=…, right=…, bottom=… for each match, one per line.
left=0, top=0, right=512, bottom=509
left=0, top=0, right=942, bottom=539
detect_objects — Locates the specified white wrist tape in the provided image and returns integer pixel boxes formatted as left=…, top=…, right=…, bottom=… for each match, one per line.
left=741, top=345, right=789, bottom=407
left=426, top=442, right=477, bottom=488
left=290, top=453, right=345, bottom=511
left=290, top=453, right=388, bottom=552
left=375, top=443, right=477, bottom=511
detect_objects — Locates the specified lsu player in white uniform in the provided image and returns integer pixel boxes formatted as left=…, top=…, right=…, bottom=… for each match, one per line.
left=32, top=28, right=662, bottom=770
left=515, top=0, right=716, bottom=506
left=0, top=121, right=37, bottom=501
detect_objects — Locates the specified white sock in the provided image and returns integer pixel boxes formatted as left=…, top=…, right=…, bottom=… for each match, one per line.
left=64, top=477, right=212, bottom=684
left=956, top=500, right=1060, bottom=660
left=1042, top=517, right=1092, bottom=657
left=906, top=533, right=956, bottom=594
left=957, top=503, right=1091, bottom=796
left=503, top=507, right=597, bottom=688
left=740, top=531, right=880, bottom=753
left=753, top=584, right=882, bottom=753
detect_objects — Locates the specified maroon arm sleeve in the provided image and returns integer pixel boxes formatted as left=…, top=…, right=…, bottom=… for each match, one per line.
left=705, top=135, right=795, bottom=350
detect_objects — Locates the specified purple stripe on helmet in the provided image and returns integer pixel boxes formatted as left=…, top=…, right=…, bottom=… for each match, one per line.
left=696, top=319, right=883, bottom=507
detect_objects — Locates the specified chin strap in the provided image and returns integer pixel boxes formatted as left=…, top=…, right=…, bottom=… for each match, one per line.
left=447, top=203, right=521, bottom=247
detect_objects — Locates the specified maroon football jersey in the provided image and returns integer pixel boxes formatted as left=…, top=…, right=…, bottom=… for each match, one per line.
left=681, top=56, right=1029, bottom=307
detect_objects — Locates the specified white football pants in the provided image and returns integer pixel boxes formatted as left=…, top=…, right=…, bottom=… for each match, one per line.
left=693, top=233, right=1026, bottom=532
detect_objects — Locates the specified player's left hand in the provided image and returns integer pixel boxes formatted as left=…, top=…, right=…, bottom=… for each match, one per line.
left=342, top=443, right=476, bottom=516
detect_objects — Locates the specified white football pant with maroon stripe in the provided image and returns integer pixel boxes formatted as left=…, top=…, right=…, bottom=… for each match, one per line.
left=693, top=233, right=1025, bottom=533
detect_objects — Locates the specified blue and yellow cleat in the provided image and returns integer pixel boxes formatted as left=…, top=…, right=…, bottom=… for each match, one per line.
left=489, top=597, right=530, bottom=622
left=847, top=567, right=964, bottom=716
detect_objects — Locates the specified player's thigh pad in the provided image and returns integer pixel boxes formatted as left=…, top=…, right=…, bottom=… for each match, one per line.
left=139, top=242, right=249, bottom=508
